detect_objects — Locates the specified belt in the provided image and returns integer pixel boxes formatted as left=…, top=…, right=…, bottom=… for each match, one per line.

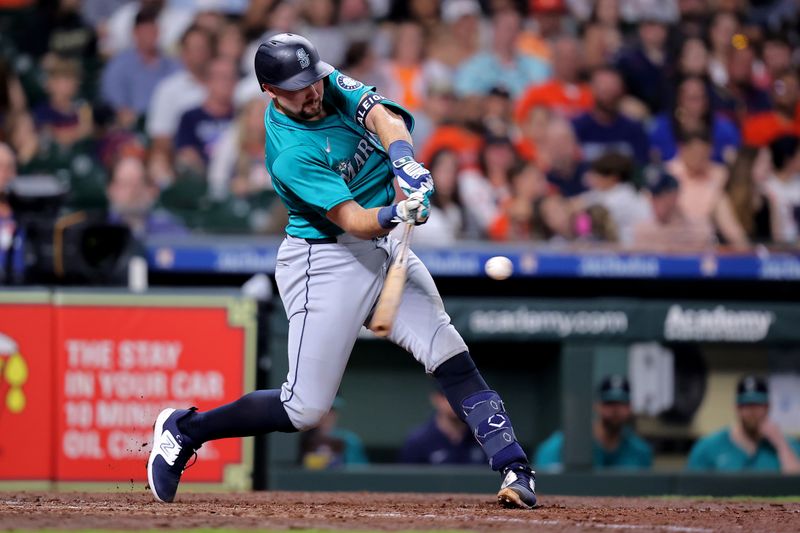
left=302, top=236, right=337, bottom=244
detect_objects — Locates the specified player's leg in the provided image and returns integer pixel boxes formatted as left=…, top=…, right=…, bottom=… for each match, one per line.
left=377, top=247, right=536, bottom=509
left=148, top=238, right=385, bottom=502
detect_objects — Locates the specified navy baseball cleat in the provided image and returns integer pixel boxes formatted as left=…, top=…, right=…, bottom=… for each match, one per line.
left=147, top=407, right=199, bottom=503
left=497, top=463, right=537, bottom=509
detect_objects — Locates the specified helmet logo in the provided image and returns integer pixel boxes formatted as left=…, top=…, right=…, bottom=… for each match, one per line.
left=296, top=48, right=310, bottom=69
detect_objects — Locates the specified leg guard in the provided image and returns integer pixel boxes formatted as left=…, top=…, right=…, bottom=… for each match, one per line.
left=462, top=390, right=528, bottom=470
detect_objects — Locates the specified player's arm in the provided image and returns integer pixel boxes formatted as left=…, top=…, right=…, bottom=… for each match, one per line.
left=327, top=194, right=429, bottom=240
left=364, top=103, right=433, bottom=198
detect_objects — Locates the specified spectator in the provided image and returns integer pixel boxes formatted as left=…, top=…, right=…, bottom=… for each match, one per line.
left=106, top=156, right=186, bottom=239
left=399, top=388, right=484, bottom=465
left=299, top=0, right=347, bottom=67
left=208, top=97, right=271, bottom=201
left=454, top=7, right=550, bottom=99
left=489, top=163, right=551, bottom=241
left=579, top=21, right=623, bottom=73
left=102, top=0, right=195, bottom=58
left=764, top=135, right=800, bottom=244
left=0, top=59, right=27, bottom=143
left=632, top=172, right=715, bottom=251
left=341, top=41, right=389, bottom=92
left=300, top=398, right=368, bottom=468
left=380, top=22, right=426, bottom=112
left=542, top=117, right=588, bottom=197
left=217, top=22, right=247, bottom=74
left=711, top=45, right=772, bottom=126
left=516, top=104, right=552, bottom=163
left=650, top=76, right=741, bottom=164
left=742, top=70, right=800, bottom=147
left=459, top=134, right=518, bottom=238
left=403, top=148, right=464, bottom=245
left=174, top=58, right=238, bottom=175
left=482, top=86, right=514, bottom=138
left=707, top=11, right=740, bottom=88
left=666, top=128, right=749, bottom=248
left=0, top=142, right=21, bottom=283
left=726, top=146, right=775, bottom=242
left=675, top=37, right=710, bottom=79
left=571, top=67, right=650, bottom=166
left=614, top=9, right=671, bottom=114
left=573, top=152, right=651, bottom=245
left=32, top=57, right=93, bottom=147
left=515, top=36, right=593, bottom=124
left=687, top=376, right=800, bottom=473
left=754, top=33, right=793, bottom=90
left=535, top=375, right=653, bottom=472
left=426, top=0, right=484, bottom=70
left=410, top=79, right=457, bottom=150
left=100, top=6, right=180, bottom=129
left=146, top=24, right=214, bottom=179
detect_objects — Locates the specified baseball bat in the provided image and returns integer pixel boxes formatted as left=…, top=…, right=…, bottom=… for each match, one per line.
left=370, top=222, right=414, bottom=337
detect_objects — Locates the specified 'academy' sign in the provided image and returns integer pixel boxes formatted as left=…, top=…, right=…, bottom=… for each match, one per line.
left=663, top=305, right=775, bottom=342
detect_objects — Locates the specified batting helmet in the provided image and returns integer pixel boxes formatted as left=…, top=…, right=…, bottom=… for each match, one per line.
left=254, top=33, right=334, bottom=91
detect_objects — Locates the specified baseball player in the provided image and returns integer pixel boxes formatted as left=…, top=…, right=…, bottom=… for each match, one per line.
left=147, top=33, right=537, bottom=509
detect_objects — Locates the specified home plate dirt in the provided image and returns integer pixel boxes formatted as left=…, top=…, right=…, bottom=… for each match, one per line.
left=1, top=491, right=798, bottom=532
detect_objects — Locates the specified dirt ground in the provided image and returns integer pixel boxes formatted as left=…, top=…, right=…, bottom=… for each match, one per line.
left=1, top=491, right=799, bottom=532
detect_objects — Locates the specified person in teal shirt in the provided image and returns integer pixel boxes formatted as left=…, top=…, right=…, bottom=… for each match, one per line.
left=535, top=375, right=653, bottom=471
left=687, top=375, right=800, bottom=473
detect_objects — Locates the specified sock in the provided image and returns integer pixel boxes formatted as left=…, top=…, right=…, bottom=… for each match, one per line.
left=178, top=389, right=297, bottom=445
left=434, top=352, right=528, bottom=471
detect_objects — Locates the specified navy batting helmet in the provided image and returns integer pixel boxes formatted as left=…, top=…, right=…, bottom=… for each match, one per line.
left=254, top=33, right=334, bottom=91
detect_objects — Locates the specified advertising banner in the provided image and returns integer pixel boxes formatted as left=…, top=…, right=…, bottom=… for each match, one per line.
left=52, top=292, right=256, bottom=485
left=444, top=298, right=800, bottom=343
left=0, top=292, right=54, bottom=481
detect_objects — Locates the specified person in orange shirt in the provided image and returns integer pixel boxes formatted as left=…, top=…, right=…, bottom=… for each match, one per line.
left=514, top=36, right=593, bottom=123
left=380, top=21, right=426, bottom=112
left=742, top=70, right=800, bottom=148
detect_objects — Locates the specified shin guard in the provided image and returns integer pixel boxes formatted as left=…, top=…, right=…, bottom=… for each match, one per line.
left=462, top=390, right=528, bottom=470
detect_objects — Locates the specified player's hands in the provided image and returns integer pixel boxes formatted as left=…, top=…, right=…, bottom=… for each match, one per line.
left=759, top=419, right=786, bottom=446
left=394, top=190, right=430, bottom=225
left=392, top=156, right=435, bottom=198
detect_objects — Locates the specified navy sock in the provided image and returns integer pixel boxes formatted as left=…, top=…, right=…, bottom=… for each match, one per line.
left=178, top=389, right=297, bottom=445
left=434, top=352, right=528, bottom=471
left=433, top=351, right=489, bottom=413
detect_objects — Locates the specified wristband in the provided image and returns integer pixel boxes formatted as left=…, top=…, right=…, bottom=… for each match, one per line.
left=388, top=140, right=414, bottom=162
left=377, top=205, right=399, bottom=229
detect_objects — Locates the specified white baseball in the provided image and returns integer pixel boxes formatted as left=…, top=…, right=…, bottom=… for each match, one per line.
left=485, top=256, right=513, bottom=280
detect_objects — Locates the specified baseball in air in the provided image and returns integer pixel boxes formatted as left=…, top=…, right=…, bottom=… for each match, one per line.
left=485, top=256, right=513, bottom=280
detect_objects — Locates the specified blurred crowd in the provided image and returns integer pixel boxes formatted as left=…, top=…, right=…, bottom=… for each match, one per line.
left=2, top=0, right=800, bottom=251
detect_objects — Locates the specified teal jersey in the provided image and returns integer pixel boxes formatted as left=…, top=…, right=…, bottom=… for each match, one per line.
left=264, top=70, right=413, bottom=239
left=534, top=429, right=653, bottom=471
left=686, top=427, right=800, bottom=472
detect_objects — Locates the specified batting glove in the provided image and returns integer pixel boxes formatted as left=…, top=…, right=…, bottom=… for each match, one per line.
left=389, top=140, right=434, bottom=198
left=395, top=191, right=430, bottom=226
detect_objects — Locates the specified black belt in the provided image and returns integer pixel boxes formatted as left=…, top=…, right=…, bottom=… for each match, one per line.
left=302, top=236, right=337, bottom=244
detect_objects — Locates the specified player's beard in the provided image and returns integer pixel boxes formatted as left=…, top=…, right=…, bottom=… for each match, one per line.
left=298, top=98, right=322, bottom=119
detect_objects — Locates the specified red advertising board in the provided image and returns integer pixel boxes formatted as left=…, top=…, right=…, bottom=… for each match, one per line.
left=52, top=298, right=253, bottom=483
left=0, top=299, right=55, bottom=480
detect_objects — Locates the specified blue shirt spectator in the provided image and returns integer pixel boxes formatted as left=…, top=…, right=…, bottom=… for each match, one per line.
left=454, top=8, right=550, bottom=98
left=399, top=390, right=485, bottom=465
left=174, top=107, right=234, bottom=165
left=399, top=416, right=485, bottom=465
left=100, top=8, right=180, bottom=121
left=571, top=67, right=650, bottom=166
left=572, top=112, right=650, bottom=166
left=649, top=113, right=740, bottom=163
left=614, top=17, right=671, bottom=114
left=547, top=161, right=589, bottom=197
